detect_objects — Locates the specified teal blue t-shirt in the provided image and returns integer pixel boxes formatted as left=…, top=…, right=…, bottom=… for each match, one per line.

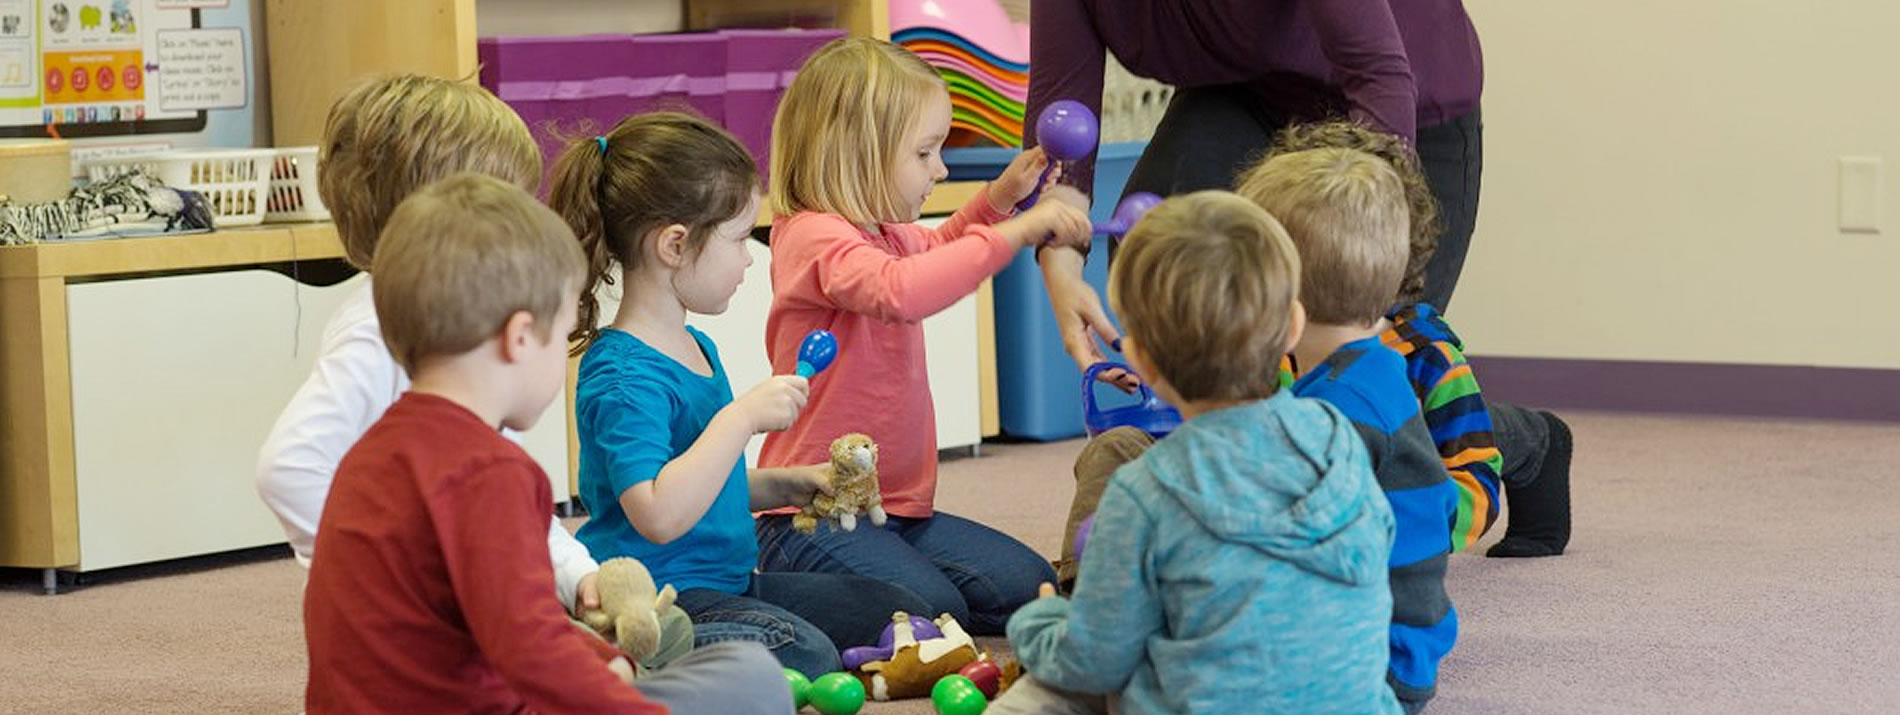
left=574, top=327, right=755, bottom=594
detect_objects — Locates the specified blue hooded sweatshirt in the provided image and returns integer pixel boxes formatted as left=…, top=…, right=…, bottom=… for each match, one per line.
left=1008, top=391, right=1402, bottom=714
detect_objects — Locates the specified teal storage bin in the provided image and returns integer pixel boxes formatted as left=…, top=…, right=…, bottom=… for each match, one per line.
left=944, top=142, right=1147, bottom=441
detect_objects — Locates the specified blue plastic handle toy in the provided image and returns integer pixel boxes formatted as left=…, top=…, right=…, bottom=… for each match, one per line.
left=1082, top=362, right=1183, bottom=439
left=795, top=329, right=838, bottom=378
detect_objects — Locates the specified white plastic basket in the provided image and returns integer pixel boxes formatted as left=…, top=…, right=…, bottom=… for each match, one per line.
left=1101, top=56, right=1174, bottom=144
left=87, top=148, right=273, bottom=227
left=265, top=146, right=328, bottom=223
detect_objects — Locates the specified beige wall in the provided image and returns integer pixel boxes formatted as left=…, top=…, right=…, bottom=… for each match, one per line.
left=1455, top=2, right=1900, bottom=369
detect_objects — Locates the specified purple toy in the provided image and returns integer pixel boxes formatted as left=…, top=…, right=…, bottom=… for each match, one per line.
left=1015, top=99, right=1100, bottom=212
left=840, top=614, right=944, bottom=670
left=1090, top=192, right=1163, bottom=236
left=1073, top=513, right=1095, bottom=561
left=795, top=329, right=838, bottom=378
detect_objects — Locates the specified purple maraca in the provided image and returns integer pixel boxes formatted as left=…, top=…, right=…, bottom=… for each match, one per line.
left=1016, top=100, right=1101, bottom=212
left=1091, top=192, right=1163, bottom=236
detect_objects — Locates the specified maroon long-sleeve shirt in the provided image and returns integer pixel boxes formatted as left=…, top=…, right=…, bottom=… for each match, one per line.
left=1027, top=0, right=1484, bottom=194
left=304, top=393, right=663, bottom=715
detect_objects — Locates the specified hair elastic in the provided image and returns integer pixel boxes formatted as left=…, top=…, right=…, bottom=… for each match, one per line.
left=596, top=135, right=609, bottom=155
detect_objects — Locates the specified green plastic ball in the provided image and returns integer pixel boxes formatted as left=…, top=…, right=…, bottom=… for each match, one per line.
left=783, top=668, right=812, bottom=709
left=931, top=674, right=989, bottom=715
left=808, top=672, right=866, bottom=715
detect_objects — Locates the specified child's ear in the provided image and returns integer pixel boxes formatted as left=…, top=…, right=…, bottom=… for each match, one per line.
left=499, top=310, right=536, bottom=364
left=652, top=224, right=692, bottom=268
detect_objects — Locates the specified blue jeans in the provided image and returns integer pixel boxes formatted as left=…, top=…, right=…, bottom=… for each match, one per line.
left=755, top=511, right=1056, bottom=635
left=673, top=571, right=929, bottom=679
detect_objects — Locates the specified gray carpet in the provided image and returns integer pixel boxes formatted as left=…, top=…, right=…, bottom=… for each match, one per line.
left=3, top=411, right=1896, bottom=713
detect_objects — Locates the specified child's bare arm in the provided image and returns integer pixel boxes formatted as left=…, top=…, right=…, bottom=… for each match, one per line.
left=617, top=376, right=808, bottom=543
left=747, top=464, right=832, bottom=511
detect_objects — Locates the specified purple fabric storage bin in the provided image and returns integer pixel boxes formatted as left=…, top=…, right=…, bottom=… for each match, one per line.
left=720, top=28, right=843, bottom=177
left=477, top=29, right=840, bottom=186
left=479, top=33, right=729, bottom=189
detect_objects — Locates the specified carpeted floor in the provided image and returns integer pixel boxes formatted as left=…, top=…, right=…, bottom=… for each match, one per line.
left=3, top=411, right=1897, bottom=713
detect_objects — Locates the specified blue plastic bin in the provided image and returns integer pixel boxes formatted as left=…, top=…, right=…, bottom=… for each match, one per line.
left=944, top=142, right=1148, bottom=441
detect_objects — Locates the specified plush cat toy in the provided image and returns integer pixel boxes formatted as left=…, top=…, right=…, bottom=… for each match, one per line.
left=793, top=433, right=887, bottom=533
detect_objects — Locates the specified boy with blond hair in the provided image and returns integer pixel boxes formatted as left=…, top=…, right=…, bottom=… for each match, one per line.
left=254, top=74, right=625, bottom=627
left=1262, top=120, right=1572, bottom=558
left=998, top=192, right=1400, bottom=715
left=1238, top=147, right=1460, bottom=713
left=303, top=174, right=788, bottom=713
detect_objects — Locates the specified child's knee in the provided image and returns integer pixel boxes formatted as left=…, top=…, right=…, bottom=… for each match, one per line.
left=1074, top=427, right=1155, bottom=486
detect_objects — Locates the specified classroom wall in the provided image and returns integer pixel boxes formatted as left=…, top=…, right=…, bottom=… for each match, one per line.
left=1453, top=2, right=1900, bottom=370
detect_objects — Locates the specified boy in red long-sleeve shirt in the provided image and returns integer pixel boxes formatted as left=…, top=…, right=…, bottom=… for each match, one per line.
left=303, top=173, right=788, bottom=714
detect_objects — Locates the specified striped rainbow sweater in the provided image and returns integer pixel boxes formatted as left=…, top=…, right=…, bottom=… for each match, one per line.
left=1380, top=303, right=1504, bottom=551
left=1274, top=303, right=1505, bottom=551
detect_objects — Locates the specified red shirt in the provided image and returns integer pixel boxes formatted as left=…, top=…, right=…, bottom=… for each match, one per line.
left=759, top=192, right=1014, bottom=517
left=304, top=393, right=664, bottom=715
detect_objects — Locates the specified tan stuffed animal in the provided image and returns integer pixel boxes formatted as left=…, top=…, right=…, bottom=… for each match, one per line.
left=793, top=433, right=887, bottom=533
left=578, top=557, right=678, bottom=661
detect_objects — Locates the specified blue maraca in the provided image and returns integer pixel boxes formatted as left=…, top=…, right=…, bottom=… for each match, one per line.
left=796, top=329, right=838, bottom=378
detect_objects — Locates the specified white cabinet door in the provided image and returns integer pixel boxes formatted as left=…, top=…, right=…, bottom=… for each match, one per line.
left=66, top=268, right=572, bottom=570
left=67, top=269, right=360, bottom=570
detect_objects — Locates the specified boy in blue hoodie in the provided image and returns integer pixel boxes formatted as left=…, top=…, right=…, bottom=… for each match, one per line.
left=997, top=192, right=1401, bottom=715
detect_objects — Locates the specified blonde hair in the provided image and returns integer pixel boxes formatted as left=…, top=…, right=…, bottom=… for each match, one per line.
left=1109, top=191, right=1302, bottom=402
left=1263, top=121, right=1440, bottom=305
left=547, top=112, right=758, bottom=354
left=769, top=36, right=944, bottom=225
left=372, top=173, right=585, bottom=374
left=319, top=73, right=542, bottom=270
left=1236, top=148, right=1409, bottom=325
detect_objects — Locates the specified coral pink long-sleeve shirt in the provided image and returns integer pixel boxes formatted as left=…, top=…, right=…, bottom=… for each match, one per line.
left=759, top=191, right=1014, bottom=517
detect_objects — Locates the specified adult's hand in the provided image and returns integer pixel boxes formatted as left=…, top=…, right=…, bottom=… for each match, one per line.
left=1039, top=247, right=1140, bottom=393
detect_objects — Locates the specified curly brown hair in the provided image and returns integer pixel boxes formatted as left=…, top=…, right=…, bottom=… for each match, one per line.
left=1260, top=121, right=1440, bottom=306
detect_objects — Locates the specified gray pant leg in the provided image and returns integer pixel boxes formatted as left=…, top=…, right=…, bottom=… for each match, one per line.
left=988, top=676, right=1111, bottom=715
left=635, top=641, right=794, bottom=714
left=1489, top=401, right=1550, bottom=488
left=638, top=604, right=695, bottom=671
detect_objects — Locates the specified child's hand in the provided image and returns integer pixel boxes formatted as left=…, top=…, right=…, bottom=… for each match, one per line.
left=987, top=146, right=1052, bottom=212
left=1010, top=199, right=1086, bottom=249
left=1042, top=184, right=1091, bottom=214
left=1038, top=582, right=1060, bottom=598
left=780, top=463, right=834, bottom=507
left=576, top=572, right=601, bottom=612
left=733, top=375, right=810, bottom=433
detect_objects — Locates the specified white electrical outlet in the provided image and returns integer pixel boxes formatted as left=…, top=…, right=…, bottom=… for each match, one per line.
left=1838, top=156, right=1882, bottom=234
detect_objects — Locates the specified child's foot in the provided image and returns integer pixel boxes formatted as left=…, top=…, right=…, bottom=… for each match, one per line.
left=1487, top=411, right=1572, bottom=558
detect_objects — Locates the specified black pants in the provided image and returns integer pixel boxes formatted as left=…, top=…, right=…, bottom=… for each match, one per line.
left=1117, top=85, right=1483, bottom=314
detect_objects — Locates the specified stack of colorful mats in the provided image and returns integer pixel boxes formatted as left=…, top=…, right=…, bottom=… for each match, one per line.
left=891, top=0, right=1030, bottom=147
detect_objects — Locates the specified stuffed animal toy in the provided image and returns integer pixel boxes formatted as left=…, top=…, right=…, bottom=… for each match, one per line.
left=578, top=557, right=678, bottom=663
left=855, top=611, right=980, bottom=701
left=793, top=433, right=887, bottom=533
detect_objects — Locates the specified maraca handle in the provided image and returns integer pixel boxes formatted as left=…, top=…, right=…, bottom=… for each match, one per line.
left=1014, top=163, right=1056, bottom=212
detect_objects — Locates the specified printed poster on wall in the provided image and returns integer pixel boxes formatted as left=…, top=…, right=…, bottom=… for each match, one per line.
left=0, top=0, right=244, bottom=138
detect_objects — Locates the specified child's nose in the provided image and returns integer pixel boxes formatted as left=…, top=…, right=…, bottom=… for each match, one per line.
left=931, top=156, right=948, bottom=182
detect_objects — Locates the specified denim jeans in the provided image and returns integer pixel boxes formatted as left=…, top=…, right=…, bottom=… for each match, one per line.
left=672, top=571, right=930, bottom=679
left=756, top=511, right=1056, bottom=635
left=1118, top=85, right=1484, bottom=313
